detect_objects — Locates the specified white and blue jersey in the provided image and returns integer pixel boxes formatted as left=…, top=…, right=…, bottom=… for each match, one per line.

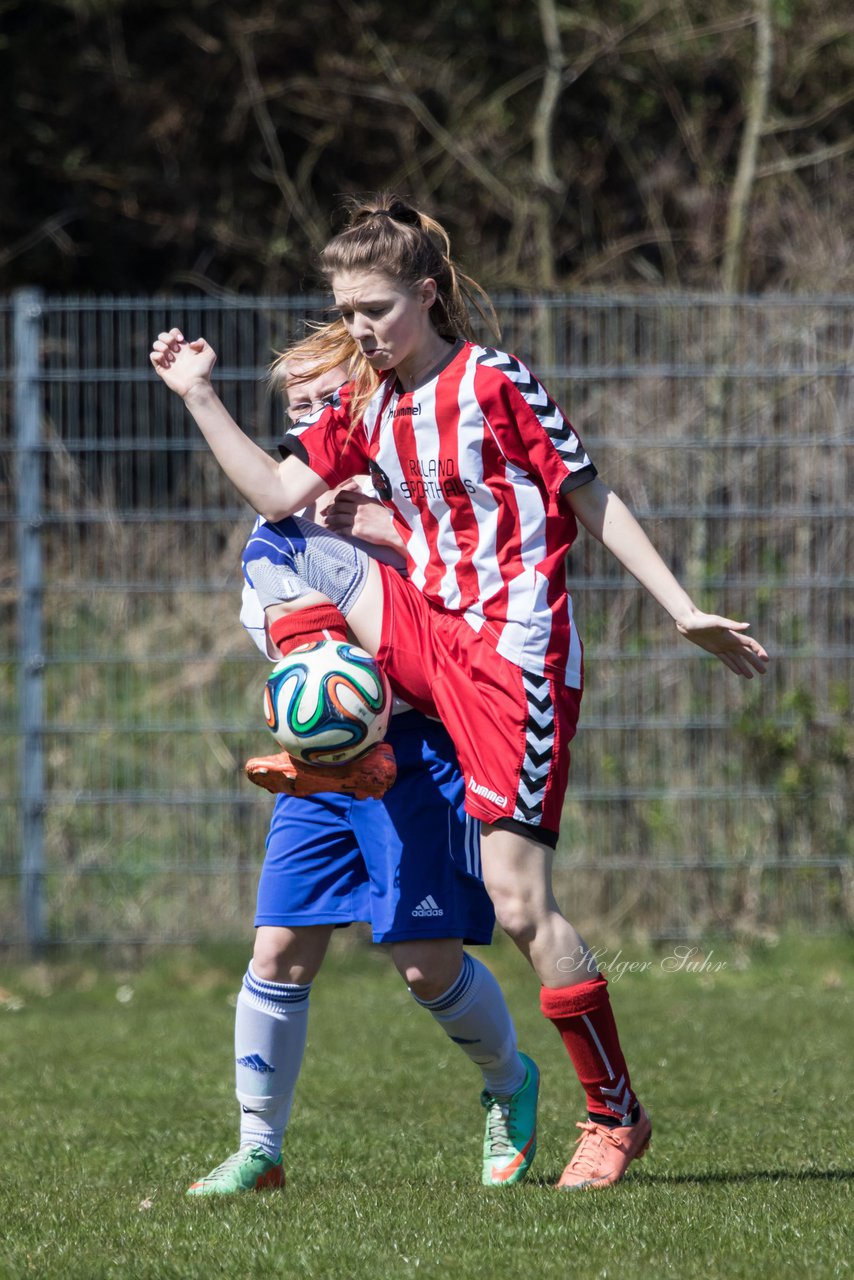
left=241, top=515, right=493, bottom=945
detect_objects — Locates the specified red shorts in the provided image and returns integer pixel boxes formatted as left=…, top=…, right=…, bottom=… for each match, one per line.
left=376, top=564, right=582, bottom=845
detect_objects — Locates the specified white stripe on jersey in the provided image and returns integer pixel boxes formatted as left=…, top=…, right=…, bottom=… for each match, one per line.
left=399, top=382, right=437, bottom=597
left=435, top=359, right=474, bottom=609
left=449, top=352, right=498, bottom=612
left=566, top=602, right=583, bottom=687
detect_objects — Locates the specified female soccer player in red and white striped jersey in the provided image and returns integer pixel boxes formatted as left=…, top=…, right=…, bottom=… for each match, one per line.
left=151, top=194, right=768, bottom=1190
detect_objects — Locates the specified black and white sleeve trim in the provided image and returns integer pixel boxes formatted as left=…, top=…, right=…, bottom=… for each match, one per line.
left=278, top=431, right=310, bottom=462
left=559, top=464, right=598, bottom=497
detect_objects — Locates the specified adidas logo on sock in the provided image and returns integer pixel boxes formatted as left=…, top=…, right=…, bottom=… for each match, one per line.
left=236, top=1053, right=276, bottom=1073
left=412, top=894, right=444, bottom=918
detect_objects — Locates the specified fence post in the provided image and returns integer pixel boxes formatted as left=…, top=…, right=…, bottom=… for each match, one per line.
left=14, top=288, right=46, bottom=953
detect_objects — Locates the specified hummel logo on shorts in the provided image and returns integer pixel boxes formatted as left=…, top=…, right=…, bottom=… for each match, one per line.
left=411, top=894, right=444, bottom=918
left=468, top=775, right=508, bottom=808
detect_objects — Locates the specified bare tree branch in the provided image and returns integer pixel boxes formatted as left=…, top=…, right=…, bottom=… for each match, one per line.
left=569, top=229, right=688, bottom=284
left=0, top=212, right=78, bottom=270
left=616, top=137, right=681, bottom=287
left=722, top=0, right=774, bottom=293
left=337, top=0, right=521, bottom=218
left=230, top=22, right=326, bottom=253
left=755, top=137, right=854, bottom=177
left=620, top=11, right=756, bottom=55
left=532, top=0, right=564, bottom=195
left=763, top=86, right=854, bottom=136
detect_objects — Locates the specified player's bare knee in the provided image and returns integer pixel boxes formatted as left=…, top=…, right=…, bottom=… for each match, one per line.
left=252, top=925, right=330, bottom=984
left=488, top=891, right=540, bottom=948
left=405, top=965, right=467, bottom=1001
left=399, top=969, right=437, bottom=1000
left=391, top=939, right=464, bottom=999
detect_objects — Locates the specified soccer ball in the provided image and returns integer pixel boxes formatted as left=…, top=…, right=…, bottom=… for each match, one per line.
left=262, top=640, right=392, bottom=765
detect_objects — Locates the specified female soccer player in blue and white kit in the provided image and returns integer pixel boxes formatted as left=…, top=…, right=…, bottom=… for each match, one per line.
left=153, top=194, right=768, bottom=1191
left=185, top=342, right=539, bottom=1196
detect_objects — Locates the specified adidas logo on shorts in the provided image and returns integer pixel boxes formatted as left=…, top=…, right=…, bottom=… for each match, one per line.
left=411, top=894, right=444, bottom=918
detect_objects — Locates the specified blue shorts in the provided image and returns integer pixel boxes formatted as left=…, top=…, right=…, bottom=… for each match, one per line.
left=255, top=710, right=494, bottom=944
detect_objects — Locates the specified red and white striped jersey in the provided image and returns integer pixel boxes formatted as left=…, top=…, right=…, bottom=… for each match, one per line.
left=280, top=340, right=597, bottom=686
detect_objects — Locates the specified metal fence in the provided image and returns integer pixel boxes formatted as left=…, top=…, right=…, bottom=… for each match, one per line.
left=1, top=292, right=852, bottom=949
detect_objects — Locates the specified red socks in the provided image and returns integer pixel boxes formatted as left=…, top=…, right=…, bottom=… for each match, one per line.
left=269, top=605, right=348, bottom=657
left=540, top=975, right=638, bottom=1124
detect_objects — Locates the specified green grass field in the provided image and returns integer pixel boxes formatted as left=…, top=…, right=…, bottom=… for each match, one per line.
left=1, top=933, right=851, bottom=1280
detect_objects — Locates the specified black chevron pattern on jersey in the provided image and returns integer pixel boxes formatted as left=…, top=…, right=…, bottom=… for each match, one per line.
left=514, top=671, right=555, bottom=825
left=477, top=347, right=583, bottom=465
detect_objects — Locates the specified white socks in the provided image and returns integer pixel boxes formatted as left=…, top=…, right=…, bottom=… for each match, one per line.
left=234, top=963, right=311, bottom=1159
left=232, top=951, right=524, bottom=1162
left=411, top=953, right=526, bottom=1098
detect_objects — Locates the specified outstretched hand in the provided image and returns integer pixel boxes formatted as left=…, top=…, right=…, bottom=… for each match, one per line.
left=676, top=613, right=769, bottom=678
left=149, top=328, right=217, bottom=398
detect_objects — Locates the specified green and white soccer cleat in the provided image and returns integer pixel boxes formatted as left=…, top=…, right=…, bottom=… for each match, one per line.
left=186, top=1145, right=284, bottom=1196
left=480, top=1052, right=540, bottom=1186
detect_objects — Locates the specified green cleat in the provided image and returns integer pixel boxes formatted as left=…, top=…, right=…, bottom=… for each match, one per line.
left=186, top=1145, right=284, bottom=1196
left=480, top=1052, right=539, bottom=1186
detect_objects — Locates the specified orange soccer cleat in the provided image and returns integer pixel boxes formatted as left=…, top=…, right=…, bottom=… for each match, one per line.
left=556, top=1106, right=651, bottom=1190
left=244, top=741, right=397, bottom=801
